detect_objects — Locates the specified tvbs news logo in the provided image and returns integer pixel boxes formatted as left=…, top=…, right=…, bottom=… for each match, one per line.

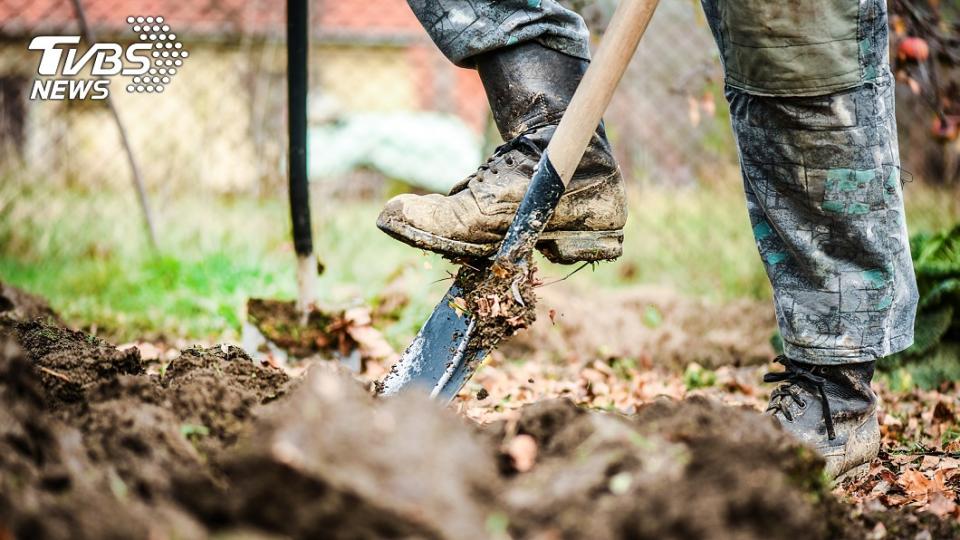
left=28, top=16, right=188, bottom=100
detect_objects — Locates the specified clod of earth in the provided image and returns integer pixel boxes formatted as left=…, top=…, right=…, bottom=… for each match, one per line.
left=0, top=285, right=955, bottom=539
left=246, top=298, right=393, bottom=363
left=459, top=258, right=539, bottom=355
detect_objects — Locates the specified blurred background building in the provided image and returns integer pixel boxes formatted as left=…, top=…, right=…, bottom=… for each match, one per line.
left=0, top=0, right=746, bottom=197
left=2, top=0, right=958, bottom=199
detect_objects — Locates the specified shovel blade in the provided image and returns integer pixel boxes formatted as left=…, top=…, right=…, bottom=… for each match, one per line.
left=377, top=153, right=564, bottom=402
left=377, top=281, right=487, bottom=402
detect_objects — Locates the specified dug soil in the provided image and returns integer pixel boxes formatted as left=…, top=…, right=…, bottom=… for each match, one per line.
left=501, top=284, right=778, bottom=369
left=0, top=285, right=953, bottom=539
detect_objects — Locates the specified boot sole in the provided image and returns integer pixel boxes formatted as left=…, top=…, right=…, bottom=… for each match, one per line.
left=377, top=214, right=623, bottom=265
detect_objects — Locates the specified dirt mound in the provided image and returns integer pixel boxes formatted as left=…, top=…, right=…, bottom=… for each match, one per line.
left=183, top=365, right=500, bottom=539
left=0, top=316, right=290, bottom=539
left=0, top=281, right=59, bottom=323
left=494, top=397, right=838, bottom=539
left=245, top=298, right=394, bottom=366
left=501, top=285, right=777, bottom=368
left=0, top=299, right=953, bottom=538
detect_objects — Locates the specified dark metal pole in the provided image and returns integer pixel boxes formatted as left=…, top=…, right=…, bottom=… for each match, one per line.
left=288, top=0, right=310, bottom=257
left=287, top=0, right=316, bottom=314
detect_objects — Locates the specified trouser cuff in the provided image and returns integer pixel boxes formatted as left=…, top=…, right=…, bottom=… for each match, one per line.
left=783, top=332, right=914, bottom=365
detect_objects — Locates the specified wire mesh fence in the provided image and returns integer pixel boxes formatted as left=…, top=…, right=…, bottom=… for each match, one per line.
left=0, top=0, right=736, bottom=202
left=0, top=0, right=954, bottom=204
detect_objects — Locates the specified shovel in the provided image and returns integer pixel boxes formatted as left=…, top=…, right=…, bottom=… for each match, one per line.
left=377, top=0, right=661, bottom=402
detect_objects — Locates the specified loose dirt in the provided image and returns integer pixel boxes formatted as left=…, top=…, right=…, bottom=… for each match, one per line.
left=501, top=284, right=778, bottom=369
left=0, top=285, right=954, bottom=539
left=246, top=298, right=343, bottom=358
left=246, top=298, right=394, bottom=369
left=0, top=281, right=59, bottom=323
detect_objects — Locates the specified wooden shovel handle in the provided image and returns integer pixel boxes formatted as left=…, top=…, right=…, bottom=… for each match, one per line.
left=546, top=0, right=660, bottom=183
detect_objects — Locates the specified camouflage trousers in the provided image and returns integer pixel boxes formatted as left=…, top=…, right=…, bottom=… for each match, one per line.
left=406, top=0, right=919, bottom=365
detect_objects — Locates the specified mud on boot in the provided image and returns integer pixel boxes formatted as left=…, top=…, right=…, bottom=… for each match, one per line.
left=376, top=42, right=626, bottom=265
left=764, top=356, right=880, bottom=481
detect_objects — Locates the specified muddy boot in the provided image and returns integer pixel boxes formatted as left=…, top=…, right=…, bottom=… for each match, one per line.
left=377, top=43, right=625, bottom=264
left=764, top=356, right=880, bottom=481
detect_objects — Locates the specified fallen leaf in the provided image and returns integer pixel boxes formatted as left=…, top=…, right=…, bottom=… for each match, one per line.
left=700, top=91, right=716, bottom=118
left=933, top=401, right=955, bottom=423
left=899, top=468, right=932, bottom=500
left=867, top=521, right=886, bottom=540
left=932, top=469, right=949, bottom=492
left=687, top=96, right=701, bottom=126
left=941, top=457, right=960, bottom=469
left=890, top=454, right=921, bottom=466
left=450, top=296, right=468, bottom=317
left=345, top=325, right=394, bottom=360
left=344, top=307, right=373, bottom=326
left=881, top=493, right=910, bottom=507
left=908, top=77, right=922, bottom=95
left=925, top=490, right=957, bottom=518
left=870, top=480, right=893, bottom=497
left=506, top=434, right=538, bottom=472
left=920, top=455, right=941, bottom=471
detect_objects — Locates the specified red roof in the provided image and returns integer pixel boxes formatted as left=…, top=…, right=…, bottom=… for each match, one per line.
left=0, top=0, right=423, bottom=38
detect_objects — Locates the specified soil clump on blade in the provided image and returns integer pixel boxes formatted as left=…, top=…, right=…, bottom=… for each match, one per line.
left=460, top=258, right=539, bottom=355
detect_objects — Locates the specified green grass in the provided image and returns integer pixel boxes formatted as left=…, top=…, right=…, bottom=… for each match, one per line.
left=1, top=176, right=958, bottom=344
left=0, top=181, right=454, bottom=342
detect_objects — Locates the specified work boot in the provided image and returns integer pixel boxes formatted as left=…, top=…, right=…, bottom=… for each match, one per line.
left=377, top=43, right=626, bottom=264
left=764, top=356, right=881, bottom=481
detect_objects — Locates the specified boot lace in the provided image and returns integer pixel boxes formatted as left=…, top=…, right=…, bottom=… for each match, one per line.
left=764, top=355, right=836, bottom=440
left=477, top=135, right=542, bottom=176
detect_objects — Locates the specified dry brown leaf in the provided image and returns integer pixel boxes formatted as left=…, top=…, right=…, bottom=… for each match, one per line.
left=450, top=296, right=468, bottom=317
left=700, top=91, right=716, bottom=118
left=491, top=263, right=510, bottom=279
left=343, top=307, right=372, bottom=326
left=487, top=294, right=502, bottom=318
left=941, top=457, right=960, bottom=469
left=933, top=401, right=955, bottom=424
left=900, top=468, right=932, bottom=500
left=920, top=455, right=941, bottom=471
left=506, top=434, right=538, bottom=472
left=925, top=490, right=957, bottom=518
left=345, top=325, right=394, bottom=360
left=580, top=368, right=605, bottom=383
left=933, top=469, right=949, bottom=492
left=870, top=480, right=893, bottom=497
left=881, top=493, right=910, bottom=507
left=687, top=96, right=701, bottom=126
left=908, top=77, right=922, bottom=95
left=867, top=521, right=886, bottom=540
left=890, top=454, right=921, bottom=466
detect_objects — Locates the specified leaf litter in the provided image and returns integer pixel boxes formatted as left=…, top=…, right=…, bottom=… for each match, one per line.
left=1, top=282, right=958, bottom=538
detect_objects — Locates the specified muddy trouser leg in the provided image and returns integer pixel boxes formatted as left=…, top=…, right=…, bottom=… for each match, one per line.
left=700, top=0, right=919, bottom=365
left=405, top=0, right=591, bottom=66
